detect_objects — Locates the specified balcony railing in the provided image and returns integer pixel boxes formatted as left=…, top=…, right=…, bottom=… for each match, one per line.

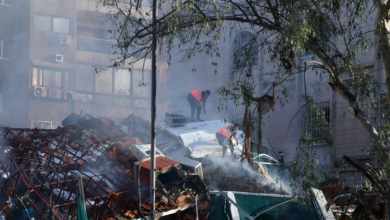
left=73, top=92, right=150, bottom=109
left=77, top=36, right=116, bottom=54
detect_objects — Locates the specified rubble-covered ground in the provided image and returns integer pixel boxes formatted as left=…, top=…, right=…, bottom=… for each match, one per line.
left=201, top=156, right=290, bottom=195
left=0, top=115, right=209, bottom=220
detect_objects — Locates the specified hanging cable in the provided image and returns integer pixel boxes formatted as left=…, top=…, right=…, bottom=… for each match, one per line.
left=252, top=199, right=293, bottom=219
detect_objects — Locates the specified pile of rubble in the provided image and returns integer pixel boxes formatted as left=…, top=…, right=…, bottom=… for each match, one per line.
left=0, top=115, right=209, bottom=220
left=201, top=156, right=290, bottom=195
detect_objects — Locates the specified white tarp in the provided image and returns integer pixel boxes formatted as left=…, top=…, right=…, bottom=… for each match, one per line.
left=157, top=120, right=244, bottom=158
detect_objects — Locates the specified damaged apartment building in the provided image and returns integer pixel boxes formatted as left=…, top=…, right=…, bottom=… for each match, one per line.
left=0, top=0, right=170, bottom=129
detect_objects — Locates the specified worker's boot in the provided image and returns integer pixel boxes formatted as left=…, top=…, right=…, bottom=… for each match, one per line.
left=196, top=116, right=204, bottom=122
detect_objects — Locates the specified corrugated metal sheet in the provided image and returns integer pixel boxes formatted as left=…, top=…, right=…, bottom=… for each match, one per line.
left=141, top=156, right=180, bottom=170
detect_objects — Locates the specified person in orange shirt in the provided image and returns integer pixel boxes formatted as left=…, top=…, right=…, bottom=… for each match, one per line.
left=216, top=124, right=240, bottom=157
left=187, top=90, right=211, bottom=122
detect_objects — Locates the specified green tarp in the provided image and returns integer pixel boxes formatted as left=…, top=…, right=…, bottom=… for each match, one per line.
left=78, top=195, right=88, bottom=220
left=234, top=194, right=320, bottom=220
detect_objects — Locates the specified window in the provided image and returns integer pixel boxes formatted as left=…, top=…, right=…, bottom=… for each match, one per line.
left=74, top=64, right=150, bottom=108
left=231, top=32, right=258, bottom=70
left=115, top=68, right=131, bottom=95
left=35, top=14, right=71, bottom=34
left=0, top=0, right=12, bottom=5
left=32, top=121, right=62, bottom=129
left=75, top=64, right=94, bottom=92
left=96, top=69, right=113, bottom=93
left=380, top=93, right=389, bottom=126
left=0, top=40, right=15, bottom=60
left=32, top=67, right=71, bottom=89
left=305, top=102, right=331, bottom=141
left=301, top=30, right=330, bottom=58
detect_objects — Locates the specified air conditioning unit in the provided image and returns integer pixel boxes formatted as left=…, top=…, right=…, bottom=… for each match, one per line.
left=49, top=89, right=61, bottom=99
left=33, top=87, right=48, bottom=98
left=64, top=91, right=75, bottom=100
left=168, top=155, right=203, bottom=179
left=55, top=54, right=63, bottom=63
left=59, top=35, right=71, bottom=45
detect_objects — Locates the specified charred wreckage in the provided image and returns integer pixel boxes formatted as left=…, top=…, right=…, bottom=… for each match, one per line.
left=0, top=115, right=210, bottom=220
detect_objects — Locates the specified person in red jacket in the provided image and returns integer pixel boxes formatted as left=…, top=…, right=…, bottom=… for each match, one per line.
left=216, top=124, right=240, bottom=157
left=187, top=90, right=211, bottom=122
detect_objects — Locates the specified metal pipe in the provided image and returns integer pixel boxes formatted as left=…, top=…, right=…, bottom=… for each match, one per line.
left=211, top=182, right=254, bottom=220
left=333, top=194, right=351, bottom=202
left=267, top=139, right=281, bottom=160
left=138, top=157, right=149, bottom=220
left=149, top=0, right=158, bottom=216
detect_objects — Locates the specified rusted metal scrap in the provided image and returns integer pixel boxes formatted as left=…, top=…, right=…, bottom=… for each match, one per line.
left=0, top=115, right=209, bottom=220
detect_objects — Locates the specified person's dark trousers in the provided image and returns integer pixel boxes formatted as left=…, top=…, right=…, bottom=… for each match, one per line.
left=216, top=133, right=234, bottom=157
left=187, top=93, right=202, bottom=121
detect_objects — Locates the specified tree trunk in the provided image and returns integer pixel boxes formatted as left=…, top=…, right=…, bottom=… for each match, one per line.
left=242, top=105, right=253, bottom=165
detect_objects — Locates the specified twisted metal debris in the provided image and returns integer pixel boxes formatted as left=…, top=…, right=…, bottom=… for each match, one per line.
left=0, top=115, right=209, bottom=220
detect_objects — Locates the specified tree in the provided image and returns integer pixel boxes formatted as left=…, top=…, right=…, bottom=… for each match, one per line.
left=99, top=0, right=390, bottom=216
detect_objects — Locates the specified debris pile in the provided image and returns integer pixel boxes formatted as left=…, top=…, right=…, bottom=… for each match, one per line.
left=0, top=115, right=209, bottom=220
left=201, top=156, right=290, bottom=194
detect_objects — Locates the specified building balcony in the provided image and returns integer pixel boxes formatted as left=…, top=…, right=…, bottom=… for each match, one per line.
left=77, top=36, right=115, bottom=54
left=77, top=0, right=113, bottom=13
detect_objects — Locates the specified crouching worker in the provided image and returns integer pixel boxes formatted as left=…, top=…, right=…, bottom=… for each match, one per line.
left=216, top=124, right=240, bottom=157
left=187, top=90, right=211, bottom=122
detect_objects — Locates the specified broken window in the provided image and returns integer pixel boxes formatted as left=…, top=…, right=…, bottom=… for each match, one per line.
left=231, top=32, right=258, bottom=70
left=32, top=67, right=71, bottom=89
left=74, top=63, right=149, bottom=108
left=132, top=69, right=150, bottom=97
left=115, top=68, right=131, bottom=95
left=305, top=101, right=331, bottom=141
left=35, top=14, right=71, bottom=34
left=95, top=68, right=113, bottom=93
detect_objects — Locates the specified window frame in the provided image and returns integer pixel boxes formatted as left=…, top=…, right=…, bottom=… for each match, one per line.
left=34, top=14, right=72, bottom=35
left=231, top=32, right=259, bottom=70
left=31, top=66, right=72, bottom=90
left=31, top=120, right=62, bottom=129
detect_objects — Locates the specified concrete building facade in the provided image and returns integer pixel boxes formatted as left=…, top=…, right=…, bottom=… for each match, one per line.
left=0, top=0, right=172, bottom=128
